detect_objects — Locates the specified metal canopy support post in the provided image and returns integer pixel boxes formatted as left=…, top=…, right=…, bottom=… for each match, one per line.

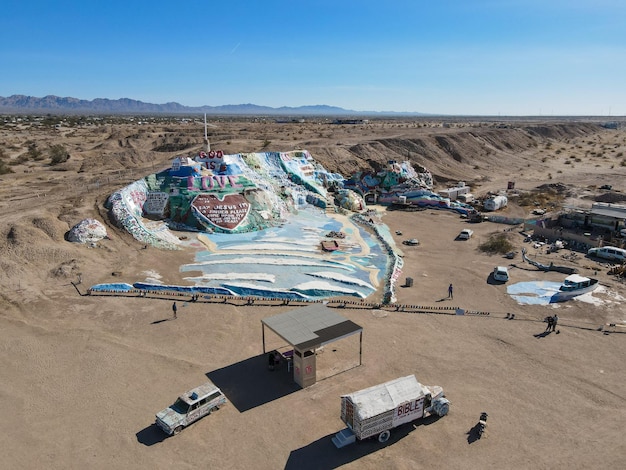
left=262, top=323, right=266, bottom=354
left=359, top=331, right=363, bottom=366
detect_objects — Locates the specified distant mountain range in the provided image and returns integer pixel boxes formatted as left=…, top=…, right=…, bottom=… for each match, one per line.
left=0, top=94, right=425, bottom=116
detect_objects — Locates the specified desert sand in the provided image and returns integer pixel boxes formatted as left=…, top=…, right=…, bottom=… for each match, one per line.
left=0, top=117, right=625, bottom=469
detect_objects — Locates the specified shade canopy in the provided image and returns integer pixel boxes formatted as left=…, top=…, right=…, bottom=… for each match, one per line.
left=262, top=304, right=362, bottom=351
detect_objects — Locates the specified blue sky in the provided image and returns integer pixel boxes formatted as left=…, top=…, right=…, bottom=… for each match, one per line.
left=1, top=0, right=624, bottom=115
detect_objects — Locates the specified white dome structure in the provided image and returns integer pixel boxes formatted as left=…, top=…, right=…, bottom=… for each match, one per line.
left=68, top=218, right=108, bottom=244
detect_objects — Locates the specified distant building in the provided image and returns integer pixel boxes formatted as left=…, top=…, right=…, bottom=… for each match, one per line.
left=524, top=202, right=626, bottom=251
left=332, top=119, right=367, bottom=125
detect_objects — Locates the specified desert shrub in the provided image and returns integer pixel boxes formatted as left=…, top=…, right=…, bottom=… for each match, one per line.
left=0, top=148, right=13, bottom=174
left=49, top=144, right=70, bottom=165
left=26, top=142, right=43, bottom=161
left=479, top=233, right=514, bottom=255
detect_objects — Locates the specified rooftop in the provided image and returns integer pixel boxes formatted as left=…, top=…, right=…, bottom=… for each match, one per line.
left=262, top=304, right=362, bottom=351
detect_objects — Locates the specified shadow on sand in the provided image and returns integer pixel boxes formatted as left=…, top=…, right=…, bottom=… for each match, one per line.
left=486, top=273, right=507, bottom=285
left=284, top=415, right=441, bottom=470
left=466, top=422, right=484, bottom=444
left=136, top=423, right=168, bottom=446
left=533, top=330, right=552, bottom=338
left=207, top=354, right=301, bottom=413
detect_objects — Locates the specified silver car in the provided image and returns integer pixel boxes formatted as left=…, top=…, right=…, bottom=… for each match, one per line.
left=156, top=380, right=227, bottom=435
left=493, top=266, right=509, bottom=282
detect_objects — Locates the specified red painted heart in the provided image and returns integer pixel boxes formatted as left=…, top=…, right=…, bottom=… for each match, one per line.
left=192, top=193, right=251, bottom=231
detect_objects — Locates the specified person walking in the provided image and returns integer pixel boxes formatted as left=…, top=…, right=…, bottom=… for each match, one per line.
left=172, top=301, right=177, bottom=320
left=448, top=283, right=454, bottom=299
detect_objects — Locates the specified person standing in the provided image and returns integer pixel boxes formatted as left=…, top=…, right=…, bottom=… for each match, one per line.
left=545, top=316, right=553, bottom=333
left=172, top=301, right=177, bottom=319
left=551, top=313, right=558, bottom=332
left=273, top=351, right=281, bottom=369
left=448, top=284, right=454, bottom=299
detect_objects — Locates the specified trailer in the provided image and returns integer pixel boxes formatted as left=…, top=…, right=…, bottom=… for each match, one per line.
left=439, top=184, right=470, bottom=201
left=483, top=195, right=508, bottom=211
left=332, top=375, right=450, bottom=448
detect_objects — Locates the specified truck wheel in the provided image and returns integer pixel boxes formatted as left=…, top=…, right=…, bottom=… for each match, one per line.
left=378, top=430, right=390, bottom=443
left=173, top=426, right=183, bottom=435
left=433, top=398, right=450, bottom=417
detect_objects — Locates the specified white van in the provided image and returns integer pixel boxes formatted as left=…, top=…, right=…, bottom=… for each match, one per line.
left=587, top=246, right=626, bottom=262
left=493, top=266, right=510, bottom=282
left=458, top=229, right=474, bottom=240
left=458, top=193, right=474, bottom=203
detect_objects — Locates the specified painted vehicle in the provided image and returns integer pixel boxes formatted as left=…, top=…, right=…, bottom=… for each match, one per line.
left=155, top=380, right=227, bottom=435
left=483, top=195, right=508, bottom=211
left=587, top=246, right=626, bottom=262
left=493, top=266, right=510, bottom=282
left=458, top=228, right=474, bottom=240
left=332, top=375, right=449, bottom=448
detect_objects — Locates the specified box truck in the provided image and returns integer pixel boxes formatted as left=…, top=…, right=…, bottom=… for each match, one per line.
left=332, top=375, right=449, bottom=448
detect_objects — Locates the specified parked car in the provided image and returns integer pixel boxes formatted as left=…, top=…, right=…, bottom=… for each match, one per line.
left=402, top=238, right=419, bottom=246
left=493, top=266, right=510, bottom=282
left=458, top=229, right=474, bottom=240
left=155, top=380, right=227, bottom=435
left=600, top=184, right=612, bottom=190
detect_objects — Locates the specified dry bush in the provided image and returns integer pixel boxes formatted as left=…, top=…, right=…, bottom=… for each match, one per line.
left=479, top=233, right=515, bottom=255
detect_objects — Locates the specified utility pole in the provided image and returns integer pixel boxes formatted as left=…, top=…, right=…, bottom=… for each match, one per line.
left=204, top=113, right=211, bottom=152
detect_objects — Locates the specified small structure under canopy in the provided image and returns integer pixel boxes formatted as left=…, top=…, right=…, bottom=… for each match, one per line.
left=261, top=304, right=363, bottom=388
